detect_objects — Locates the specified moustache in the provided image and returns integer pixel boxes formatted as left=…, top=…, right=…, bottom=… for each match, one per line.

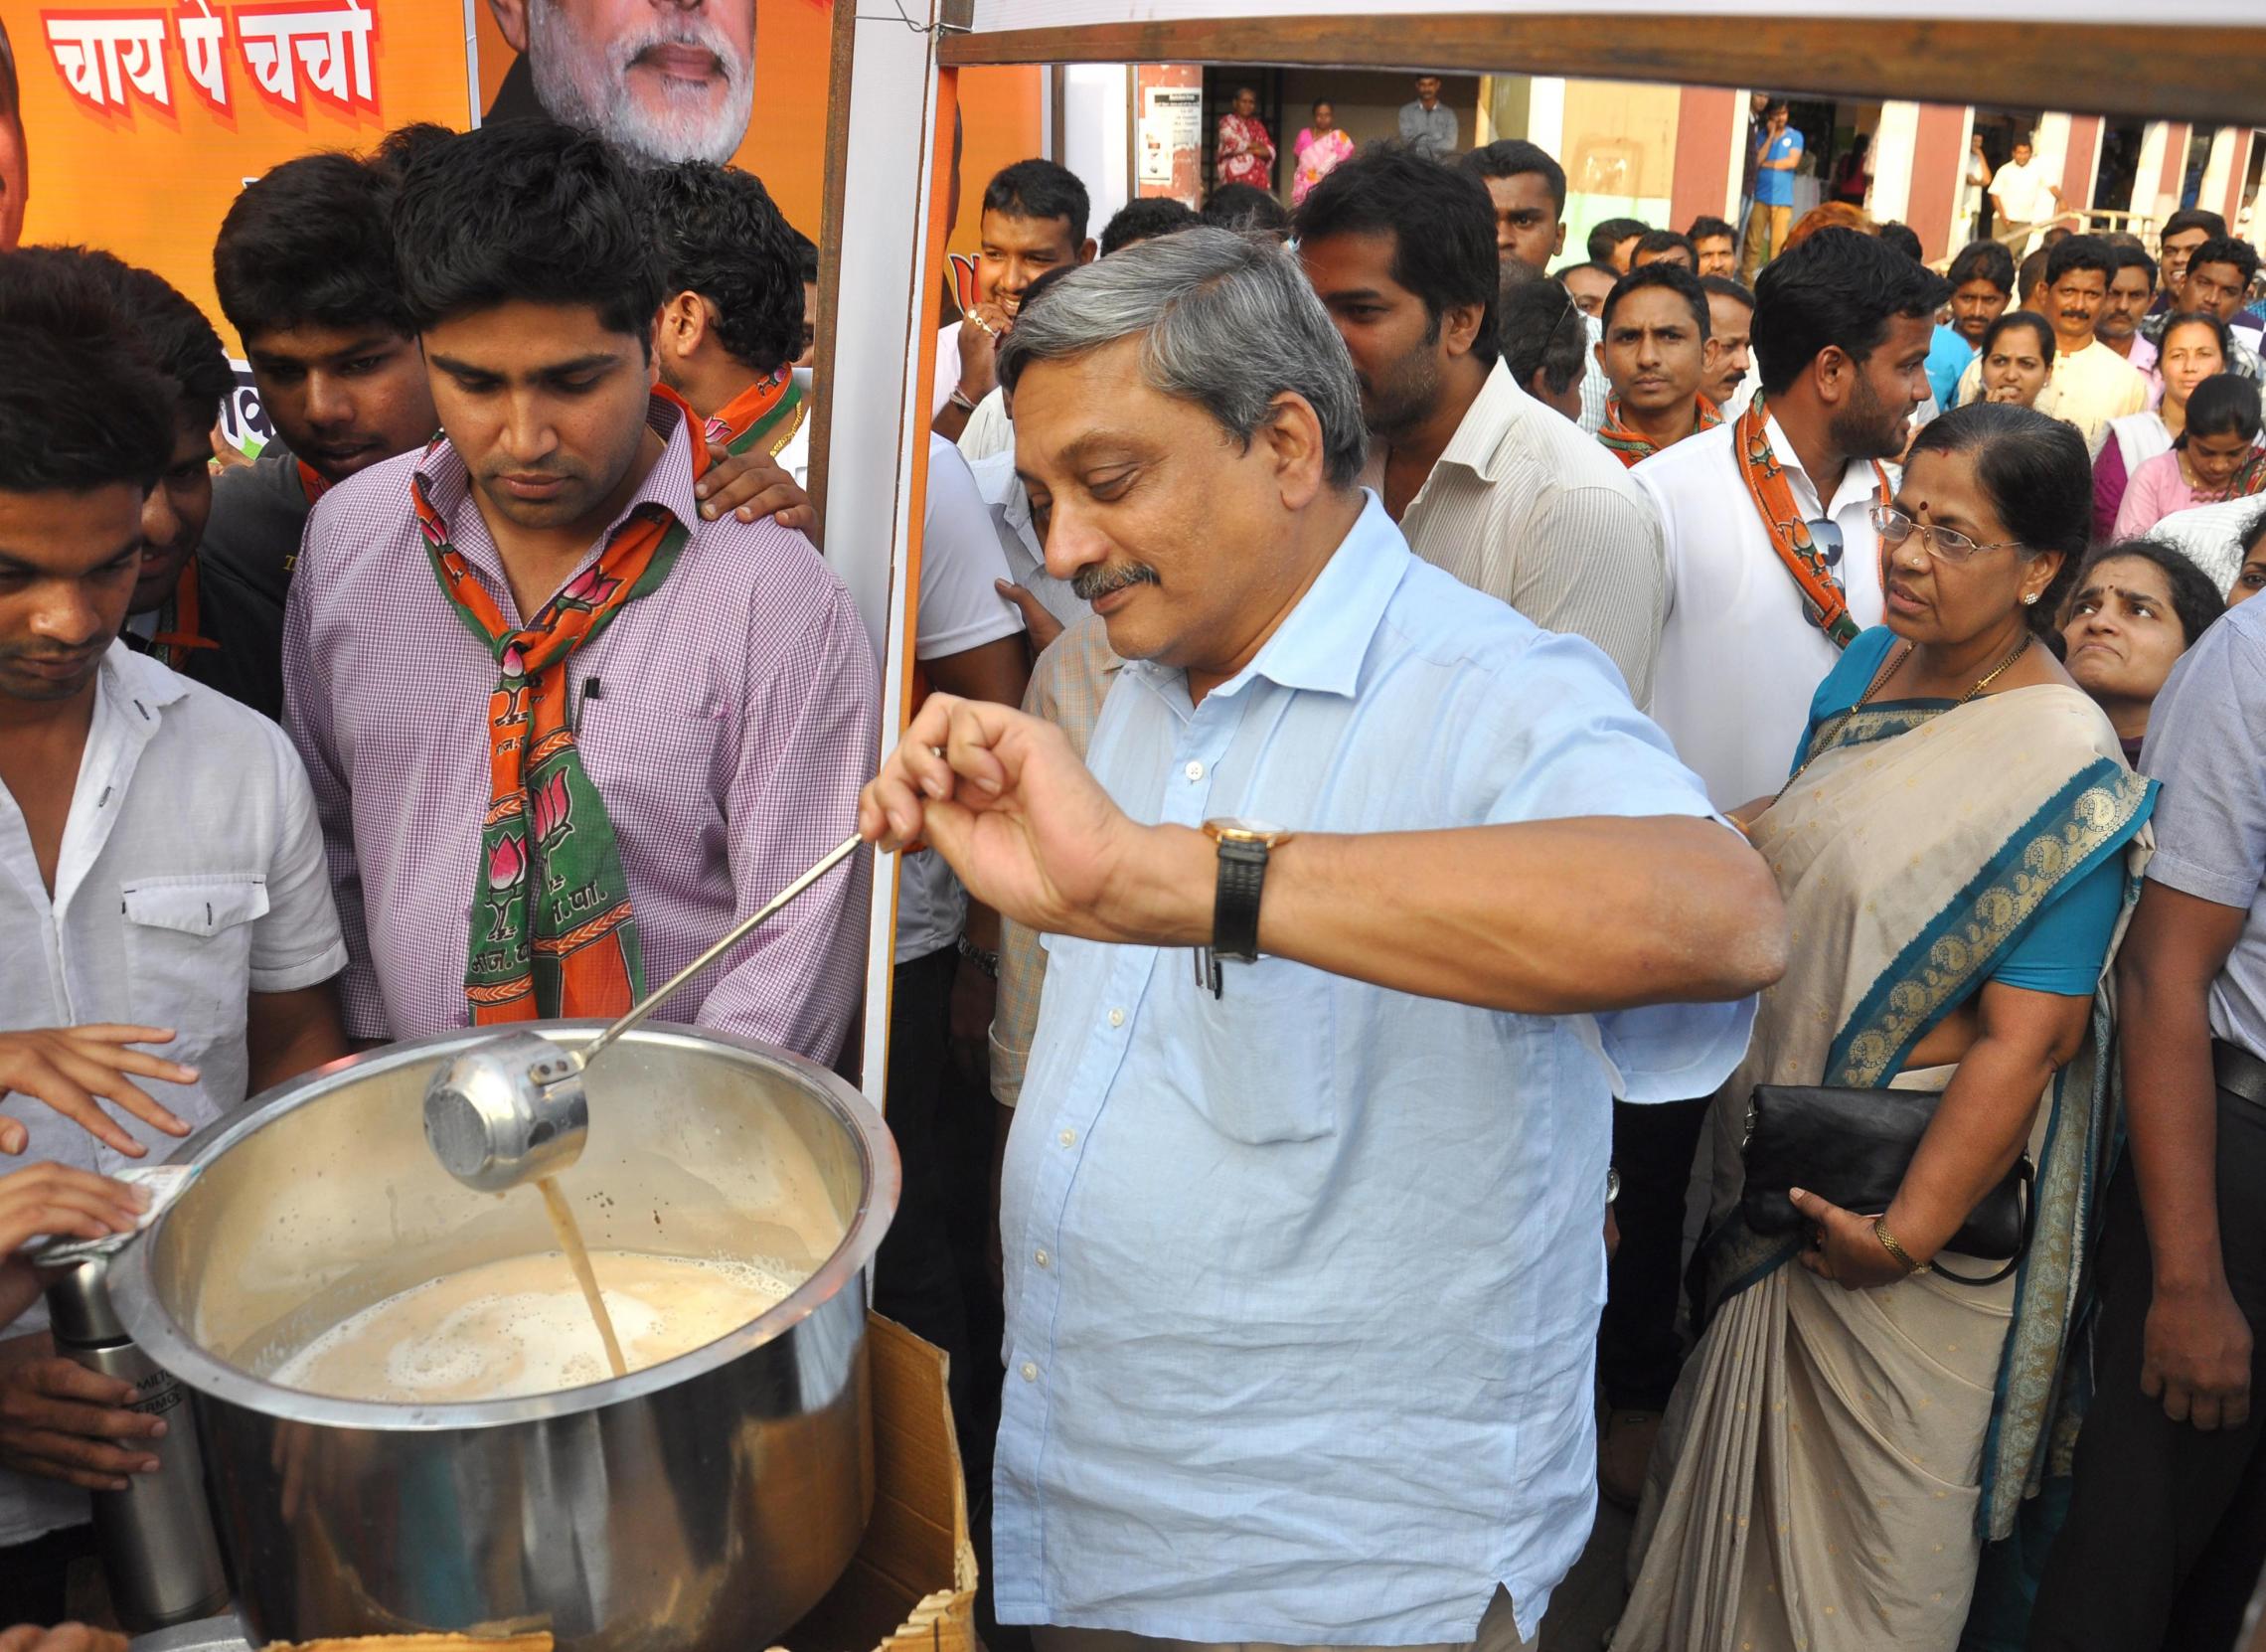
left=1071, top=563, right=1162, bottom=602
left=621, top=22, right=746, bottom=79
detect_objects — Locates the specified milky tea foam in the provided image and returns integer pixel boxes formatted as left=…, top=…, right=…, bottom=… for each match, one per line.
left=272, top=1250, right=805, bottom=1403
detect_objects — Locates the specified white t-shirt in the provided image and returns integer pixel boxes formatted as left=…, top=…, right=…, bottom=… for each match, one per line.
left=0, top=647, right=346, bottom=1544
left=1636, top=416, right=1890, bottom=808
left=932, top=320, right=964, bottom=418
left=894, top=436, right=1026, bottom=964
left=1991, top=158, right=2053, bottom=223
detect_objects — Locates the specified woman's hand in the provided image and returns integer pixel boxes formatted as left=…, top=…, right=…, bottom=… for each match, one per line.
left=1789, top=1187, right=1913, bottom=1290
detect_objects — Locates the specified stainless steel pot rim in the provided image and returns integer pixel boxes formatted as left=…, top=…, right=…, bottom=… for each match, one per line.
left=107, top=1022, right=900, bottom=1432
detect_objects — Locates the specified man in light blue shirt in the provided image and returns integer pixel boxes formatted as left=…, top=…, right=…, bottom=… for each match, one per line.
left=859, top=229, right=1787, bottom=1652
left=1737, top=101, right=1802, bottom=280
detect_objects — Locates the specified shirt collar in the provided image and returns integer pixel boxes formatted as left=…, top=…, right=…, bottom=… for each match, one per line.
left=1761, top=412, right=1882, bottom=518
left=1354, top=361, right=1527, bottom=498
left=1125, top=491, right=1407, bottom=706
left=412, top=392, right=702, bottom=563
left=98, top=639, right=192, bottom=720
left=1433, top=359, right=1531, bottom=486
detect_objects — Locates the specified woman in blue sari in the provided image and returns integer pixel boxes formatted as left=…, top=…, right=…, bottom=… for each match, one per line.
left=1619, top=404, right=2156, bottom=1652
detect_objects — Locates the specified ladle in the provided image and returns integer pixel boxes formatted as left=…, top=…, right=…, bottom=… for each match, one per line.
left=422, top=832, right=867, bottom=1192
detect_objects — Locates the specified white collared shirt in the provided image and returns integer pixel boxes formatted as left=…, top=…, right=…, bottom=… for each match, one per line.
left=1368, top=358, right=1667, bottom=706
left=1637, top=414, right=1889, bottom=807
left=965, top=448, right=1087, bottom=634
left=0, top=646, right=345, bottom=1543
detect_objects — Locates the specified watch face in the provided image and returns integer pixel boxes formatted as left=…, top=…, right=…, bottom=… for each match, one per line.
left=1208, top=817, right=1286, bottom=843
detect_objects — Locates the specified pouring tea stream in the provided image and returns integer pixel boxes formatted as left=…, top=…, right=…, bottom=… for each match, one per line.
left=419, top=831, right=867, bottom=1374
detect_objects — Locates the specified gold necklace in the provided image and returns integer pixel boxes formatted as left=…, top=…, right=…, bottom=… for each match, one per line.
left=1777, top=632, right=2033, bottom=798
left=1879, top=631, right=2035, bottom=708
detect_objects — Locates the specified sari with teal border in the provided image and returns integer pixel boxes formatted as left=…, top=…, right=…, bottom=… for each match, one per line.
left=1698, top=673, right=2154, bottom=1542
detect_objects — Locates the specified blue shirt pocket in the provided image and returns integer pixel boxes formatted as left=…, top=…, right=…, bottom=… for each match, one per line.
left=1184, top=955, right=1338, bottom=1145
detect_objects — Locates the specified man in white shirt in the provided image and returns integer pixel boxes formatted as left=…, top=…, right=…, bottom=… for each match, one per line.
left=1953, top=234, right=2152, bottom=451
left=1639, top=226, right=1944, bottom=808
left=2033, top=234, right=2150, bottom=449
left=0, top=248, right=347, bottom=1622
left=932, top=159, right=1094, bottom=441
left=1609, top=226, right=1943, bottom=1507
left=1990, top=137, right=2065, bottom=258
left=1296, top=147, right=1664, bottom=703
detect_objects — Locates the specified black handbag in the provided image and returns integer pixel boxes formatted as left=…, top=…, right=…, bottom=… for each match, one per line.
left=1739, top=1083, right=2034, bottom=1286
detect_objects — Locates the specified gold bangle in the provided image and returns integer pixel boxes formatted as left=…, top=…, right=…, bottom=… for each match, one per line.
left=1873, top=1219, right=1930, bottom=1276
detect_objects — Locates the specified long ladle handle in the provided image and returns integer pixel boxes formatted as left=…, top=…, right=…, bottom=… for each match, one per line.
left=580, top=832, right=866, bottom=1066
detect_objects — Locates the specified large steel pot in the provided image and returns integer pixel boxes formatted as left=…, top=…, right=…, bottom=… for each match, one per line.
left=108, top=1024, right=899, bottom=1651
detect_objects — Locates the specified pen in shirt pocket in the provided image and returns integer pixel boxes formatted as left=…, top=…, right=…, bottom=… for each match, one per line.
left=572, top=676, right=605, bottom=734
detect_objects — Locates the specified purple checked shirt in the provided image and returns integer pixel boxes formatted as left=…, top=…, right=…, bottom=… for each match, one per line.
left=283, top=396, right=877, bottom=1061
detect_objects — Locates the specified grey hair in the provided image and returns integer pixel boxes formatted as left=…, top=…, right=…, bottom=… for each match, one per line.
left=997, top=226, right=1369, bottom=488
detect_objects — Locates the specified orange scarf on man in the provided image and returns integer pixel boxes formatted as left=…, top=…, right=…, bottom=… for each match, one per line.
left=1734, top=390, right=1887, bottom=649
left=415, top=388, right=708, bottom=1024
left=1596, top=394, right=1722, bottom=468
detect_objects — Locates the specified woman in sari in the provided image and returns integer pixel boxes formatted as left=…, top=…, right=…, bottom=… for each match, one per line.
left=1618, top=403, right=2156, bottom=1652
left=1214, top=86, right=1274, bottom=192
left=1291, top=100, right=1354, bottom=207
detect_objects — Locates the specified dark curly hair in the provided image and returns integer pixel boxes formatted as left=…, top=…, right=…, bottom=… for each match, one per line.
left=214, top=147, right=414, bottom=342
left=1905, top=401, right=2091, bottom=640
left=392, top=119, right=662, bottom=344
left=67, top=248, right=234, bottom=430
left=0, top=248, right=174, bottom=492
left=645, top=161, right=804, bottom=378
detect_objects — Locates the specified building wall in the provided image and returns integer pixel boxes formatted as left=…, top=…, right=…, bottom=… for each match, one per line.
left=1903, top=103, right=1972, bottom=258
left=1668, top=85, right=1738, bottom=239
left=1558, top=80, right=1683, bottom=260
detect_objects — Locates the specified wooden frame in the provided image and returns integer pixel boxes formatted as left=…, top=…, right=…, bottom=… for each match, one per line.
left=937, top=16, right=2266, bottom=127
left=813, top=1, right=2266, bottom=1104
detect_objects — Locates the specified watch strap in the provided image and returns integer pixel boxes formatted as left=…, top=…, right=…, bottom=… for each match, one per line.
left=1213, top=837, right=1269, bottom=964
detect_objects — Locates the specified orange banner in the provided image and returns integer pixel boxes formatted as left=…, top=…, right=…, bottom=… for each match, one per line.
left=5, top=0, right=470, bottom=347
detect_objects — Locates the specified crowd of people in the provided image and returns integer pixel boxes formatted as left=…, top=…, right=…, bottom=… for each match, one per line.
left=1, top=82, right=2265, bottom=1652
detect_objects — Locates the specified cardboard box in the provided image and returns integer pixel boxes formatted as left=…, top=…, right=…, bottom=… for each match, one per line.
left=781, top=1314, right=980, bottom=1652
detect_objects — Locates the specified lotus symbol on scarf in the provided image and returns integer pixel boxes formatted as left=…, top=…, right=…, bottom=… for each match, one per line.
left=487, top=832, right=528, bottom=889
left=531, top=769, right=574, bottom=845
left=559, top=565, right=620, bottom=610
left=499, top=642, right=528, bottom=681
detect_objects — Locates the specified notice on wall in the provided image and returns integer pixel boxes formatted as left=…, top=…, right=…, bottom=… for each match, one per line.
left=1138, top=84, right=1202, bottom=186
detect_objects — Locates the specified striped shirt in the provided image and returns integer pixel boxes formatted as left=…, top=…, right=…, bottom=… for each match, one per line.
left=282, top=395, right=878, bottom=1060
left=989, top=612, right=1121, bottom=1105
left=1369, top=358, right=1666, bottom=706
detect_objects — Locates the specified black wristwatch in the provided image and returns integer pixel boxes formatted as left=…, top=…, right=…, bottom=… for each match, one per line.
left=1203, top=818, right=1292, bottom=969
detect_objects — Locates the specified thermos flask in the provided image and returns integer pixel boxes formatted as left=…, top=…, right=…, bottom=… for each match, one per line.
left=45, top=1253, right=230, bottom=1630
